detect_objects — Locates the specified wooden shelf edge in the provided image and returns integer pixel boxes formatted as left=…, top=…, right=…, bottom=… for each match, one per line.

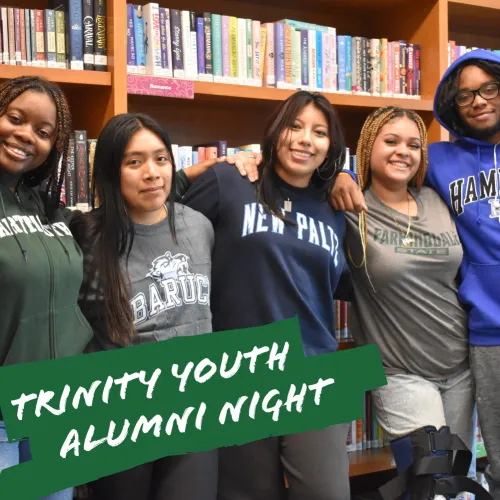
left=0, top=65, right=112, bottom=86
left=448, top=0, right=500, bottom=9
left=194, top=81, right=434, bottom=111
left=349, top=447, right=395, bottom=477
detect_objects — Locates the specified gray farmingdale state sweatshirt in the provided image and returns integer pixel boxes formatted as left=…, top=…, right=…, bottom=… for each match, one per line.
left=345, top=186, right=469, bottom=380
left=78, top=203, right=214, bottom=350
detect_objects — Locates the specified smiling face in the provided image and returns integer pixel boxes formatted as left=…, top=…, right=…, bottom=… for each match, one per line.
left=369, top=116, right=422, bottom=190
left=275, top=103, right=330, bottom=188
left=455, top=65, right=500, bottom=142
left=120, top=128, right=172, bottom=224
left=0, top=90, right=57, bottom=185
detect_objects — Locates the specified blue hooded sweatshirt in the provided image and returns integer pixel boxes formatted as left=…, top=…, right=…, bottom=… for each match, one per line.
left=428, top=49, right=500, bottom=347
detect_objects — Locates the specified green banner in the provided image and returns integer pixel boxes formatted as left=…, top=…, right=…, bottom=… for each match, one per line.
left=0, top=317, right=386, bottom=499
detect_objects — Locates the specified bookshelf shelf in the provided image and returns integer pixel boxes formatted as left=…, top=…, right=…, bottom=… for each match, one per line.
left=448, top=0, right=500, bottom=44
left=0, top=66, right=112, bottom=87
left=193, top=81, right=434, bottom=111
left=349, top=447, right=395, bottom=477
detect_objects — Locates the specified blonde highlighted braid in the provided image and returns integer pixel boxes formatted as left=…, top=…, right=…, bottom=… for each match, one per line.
left=348, top=106, right=429, bottom=278
left=0, top=76, right=73, bottom=219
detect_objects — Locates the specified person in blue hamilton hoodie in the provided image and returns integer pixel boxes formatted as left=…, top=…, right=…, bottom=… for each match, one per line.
left=328, top=48, right=500, bottom=498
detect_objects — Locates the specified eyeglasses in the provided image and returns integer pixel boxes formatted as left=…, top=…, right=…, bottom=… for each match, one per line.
left=454, top=81, right=500, bottom=107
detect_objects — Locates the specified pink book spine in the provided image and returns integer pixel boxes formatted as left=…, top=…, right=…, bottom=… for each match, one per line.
left=387, top=41, right=393, bottom=95
left=221, top=15, right=230, bottom=80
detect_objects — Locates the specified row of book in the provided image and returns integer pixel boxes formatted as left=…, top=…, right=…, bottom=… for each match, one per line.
left=126, top=4, right=422, bottom=99
left=346, top=391, right=383, bottom=452
left=0, top=1, right=107, bottom=71
left=61, top=130, right=96, bottom=212
left=448, top=41, right=500, bottom=67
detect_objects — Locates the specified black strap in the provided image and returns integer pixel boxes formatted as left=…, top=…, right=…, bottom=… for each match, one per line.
left=435, top=476, right=494, bottom=500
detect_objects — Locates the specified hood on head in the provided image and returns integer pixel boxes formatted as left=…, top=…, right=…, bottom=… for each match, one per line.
left=434, top=49, right=500, bottom=140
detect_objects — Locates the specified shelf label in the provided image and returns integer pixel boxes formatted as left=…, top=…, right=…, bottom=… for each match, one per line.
left=127, top=75, right=194, bottom=99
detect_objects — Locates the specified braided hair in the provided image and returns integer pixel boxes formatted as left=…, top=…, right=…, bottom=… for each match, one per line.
left=349, top=106, right=428, bottom=275
left=0, top=76, right=73, bottom=219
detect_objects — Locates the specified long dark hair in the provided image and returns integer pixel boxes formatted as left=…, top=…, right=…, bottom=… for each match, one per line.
left=436, top=59, right=500, bottom=137
left=257, top=91, right=346, bottom=222
left=72, top=113, right=177, bottom=346
left=0, top=76, right=73, bottom=219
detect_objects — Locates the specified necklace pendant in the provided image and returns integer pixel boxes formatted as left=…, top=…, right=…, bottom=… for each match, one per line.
left=402, top=237, right=414, bottom=247
left=284, top=199, right=292, bottom=213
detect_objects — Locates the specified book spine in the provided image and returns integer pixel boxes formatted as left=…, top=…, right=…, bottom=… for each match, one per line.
left=212, top=14, right=222, bottom=82
left=229, top=16, right=237, bottom=84
left=1, top=8, right=9, bottom=64
left=284, top=24, right=292, bottom=88
left=66, top=136, right=76, bottom=209
left=316, top=30, right=322, bottom=90
left=68, top=0, right=83, bottom=69
left=94, top=0, right=107, bottom=71
left=24, top=9, right=31, bottom=66
left=351, top=37, right=358, bottom=93
left=307, top=30, right=316, bottom=90
left=169, top=8, right=183, bottom=78
left=300, top=30, right=308, bottom=88
left=345, top=35, right=352, bottom=91
left=414, top=43, right=420, bottom=97
left=133, top=5, right=146, bottom=74
left=55, top=10, right=66, bottom=68
left=189, top=12, right=198, bottom=79
left=329, top=28, right=337, bottom=91
left=381, top=38, right=389, bottom=96
left=322, top=32, right=330, bottom=91
left=19, top=9, right=26, bottom=65
left=7, top=8, right=15, bottom=65
left=259, top=26, right=266, bottom=84
left=221, top=15, right=230, bottom=82
left=237, top=17, right=245, bottom=84
left=196, top=16, right=205, bottom=78
left=399, top=41, right=407, bottom=96
left=14, top=8, right=21, bottom=65
left=407, top=43, right=414, bottom=97
left=83, top=0, right=94, bottom=70
left=203, top=12, right=213, bottom=80
left=45, top=10, right=57, bottom=68
left=274, top=22, right=285, bottom=88
left=337, top=35, right=345, bottom=92
left=34, top=10, right=45, bottom=67
left=127, top=3, right=137, bottom=73
left=246, top=18, right=252, bottom=84
left=393, top=41, right=400, bottom=95
left=181, top=10, right=193, bottom=79
left=75, top=130, right=89, bottom=212
left=252, top=20, right=261, bottom=86
left=157, top=7, right=167, bottom=72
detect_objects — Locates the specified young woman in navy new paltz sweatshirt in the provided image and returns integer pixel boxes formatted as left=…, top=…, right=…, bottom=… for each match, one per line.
left=182, top=91, right=351, bottom=500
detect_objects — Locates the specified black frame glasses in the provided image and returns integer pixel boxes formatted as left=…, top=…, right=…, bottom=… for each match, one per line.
left=454, top=81, right=500, bottom=107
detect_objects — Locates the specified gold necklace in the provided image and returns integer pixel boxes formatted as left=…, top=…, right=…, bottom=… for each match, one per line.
left=380, top=193, right=414, bottom=247
left=142, top=205, right=168, bottom=226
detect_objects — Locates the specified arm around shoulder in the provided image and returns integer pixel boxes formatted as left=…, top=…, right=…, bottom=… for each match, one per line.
left=181, top=165, right=221, bottom=226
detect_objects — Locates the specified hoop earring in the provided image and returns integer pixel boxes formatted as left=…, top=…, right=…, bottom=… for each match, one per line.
left=316, top=157, right=341, bottom=181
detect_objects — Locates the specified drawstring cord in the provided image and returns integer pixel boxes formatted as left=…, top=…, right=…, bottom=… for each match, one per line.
left=29, top=190, right=72, bottom=263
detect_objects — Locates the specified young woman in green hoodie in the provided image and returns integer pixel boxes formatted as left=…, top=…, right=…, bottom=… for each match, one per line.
left=0, top=76, right=90, bottom=499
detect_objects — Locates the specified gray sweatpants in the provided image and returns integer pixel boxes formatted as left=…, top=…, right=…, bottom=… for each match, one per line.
left=217, top=423, right=350, bottom=500
left=471, top=345, right=500, bottom=499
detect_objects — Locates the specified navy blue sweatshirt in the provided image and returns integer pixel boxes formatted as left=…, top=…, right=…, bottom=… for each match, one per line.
left=182, top=162, right=347, bottom=356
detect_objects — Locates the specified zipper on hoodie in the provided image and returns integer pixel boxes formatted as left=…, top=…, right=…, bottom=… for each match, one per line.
left=38, top=234, right=57, bottom=359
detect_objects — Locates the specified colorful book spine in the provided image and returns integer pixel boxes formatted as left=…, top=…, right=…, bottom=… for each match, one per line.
left=196, top=16, right=205, bottom=79
left=133, top=4, right=146, bottom=74
left=82, top=0, right=94, bottom=70
left=212, top=13, right=222, bottom=83
left=221, top=15, right=230, bottom=83
left=274, top=21, right=285, bottom=88
left=94, top=0, right=107, bottom=71
left=127, top=3, right=137, bottom=73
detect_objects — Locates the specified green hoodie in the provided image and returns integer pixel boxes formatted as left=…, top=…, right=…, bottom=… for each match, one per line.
left=0, top=182, right=93, bottom=367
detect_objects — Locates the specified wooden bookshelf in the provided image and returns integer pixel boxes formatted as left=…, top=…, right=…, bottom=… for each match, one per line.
left=1, top=0, right=494, bottom=487
left=349, top=446, right=395, bottom=477
left=0, top=66, right=112, bottom=86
